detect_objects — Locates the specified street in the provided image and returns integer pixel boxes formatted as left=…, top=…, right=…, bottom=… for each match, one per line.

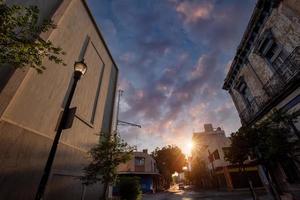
left=143, top=185, right=270, bottom=200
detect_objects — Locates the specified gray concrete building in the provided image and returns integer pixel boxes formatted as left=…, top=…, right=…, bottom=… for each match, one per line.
left=0, top=0, right=118, bottom=199
left=192, top=124, right=262, bottom=191
left=223, top=0, right=300, bottom=195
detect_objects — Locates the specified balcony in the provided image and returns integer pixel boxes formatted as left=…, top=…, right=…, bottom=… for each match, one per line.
left=263, top=46, right=300, bottom=97
left=240, top=46, right=300, bottom=124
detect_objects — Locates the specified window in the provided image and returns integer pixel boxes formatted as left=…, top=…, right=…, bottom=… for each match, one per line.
left=135, top=157, right=145, bottom=166
left=235, top=78, right=254, bottom=106
left=240, top=83, right=254, bottom=105
left=257, top=30, right=288, bottom=70
left=213, top=150, right=220, bottom=160
left=208, top=150, right=220, bottom=161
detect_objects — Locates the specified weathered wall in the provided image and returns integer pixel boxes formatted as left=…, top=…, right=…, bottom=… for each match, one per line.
left=0, top=0, right=117, bottom=199
left=230, top=1, right=300, bottom=122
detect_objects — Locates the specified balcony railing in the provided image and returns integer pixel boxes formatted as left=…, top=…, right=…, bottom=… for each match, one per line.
left=240, top=46, right=300, bottom=124
left=263, top=46, right=300, bottom=97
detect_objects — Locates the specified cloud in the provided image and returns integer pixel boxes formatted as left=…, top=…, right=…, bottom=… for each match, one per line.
left=176, top=1, right=214, bottom=23
left=174, top=0, right=255, bottom=51
left=87, top=0, right=255, bottom=152
left=189, top=54, right=212, bottom=79
left=119, top=52, right=136, bottom=63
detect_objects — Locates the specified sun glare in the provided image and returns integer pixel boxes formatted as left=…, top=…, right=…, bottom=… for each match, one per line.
left=183, top=140, right=194, bottom=156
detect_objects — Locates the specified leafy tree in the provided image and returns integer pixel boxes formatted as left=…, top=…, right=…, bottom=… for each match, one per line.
left=225, top=109, right=300, bottom=195
left=151, top=145, right=186, bottom=188
left=0, top=0, right=65, bottom=73
left=117, top=176, right=142, bottom=200
left=225, top=110, right=299, bottom=168
left=190, top=156, right=212, bottom=189
left=224, top=126, right=257, bottom=168
left=81, top=134, right=134, bottom=200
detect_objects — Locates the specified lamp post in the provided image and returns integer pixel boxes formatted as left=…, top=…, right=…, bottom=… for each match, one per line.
left=35, top=60, right=87, bottom=200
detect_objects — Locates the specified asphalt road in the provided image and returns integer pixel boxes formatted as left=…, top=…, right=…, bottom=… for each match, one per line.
left=143, top=186, right=270, bottom=200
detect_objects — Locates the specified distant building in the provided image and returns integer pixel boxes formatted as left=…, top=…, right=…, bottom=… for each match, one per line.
left=223, top=0, right=300, bottom=195
left=0, top=0, right=118, bottom=199
left=117, top=149, right=160, bottom=193
left=192, top=124, right=262, bottom=190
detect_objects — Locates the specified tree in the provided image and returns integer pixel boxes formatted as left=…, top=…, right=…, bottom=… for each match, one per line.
left=81, top=134, right=134, bottom=200
left=0, top=0, right=65, bottom=73
left=151, top=145, right=186, bottom=188
left=190, top=156, right=212, bottom=189
left=117, top=176, right=142, bottom=200
left=225, top=109, right=300, bottom=196
left=224, top=126, right=257, bottom=168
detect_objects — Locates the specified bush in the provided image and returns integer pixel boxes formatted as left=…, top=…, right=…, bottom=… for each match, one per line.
left=118, top=176, right=141, bottom=200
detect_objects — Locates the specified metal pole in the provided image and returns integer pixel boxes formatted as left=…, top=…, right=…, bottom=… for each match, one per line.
left=116, top=90, right=123, bottom=127
left=35, top=71, right=82, bottom=200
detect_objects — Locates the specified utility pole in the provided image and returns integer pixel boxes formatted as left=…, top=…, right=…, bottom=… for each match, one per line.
left=115, top=89, right=123, bottom=133
left=115, top=89, right=141, bottom=141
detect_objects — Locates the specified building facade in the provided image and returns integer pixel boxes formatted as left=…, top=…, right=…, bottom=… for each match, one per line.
left=192, top=124, right=262, bottom=190
left=223, top=0, right=300, bottom=195
left=0, top=0, right=118, bottom=199
left=117, top=150, right=160, bottom=193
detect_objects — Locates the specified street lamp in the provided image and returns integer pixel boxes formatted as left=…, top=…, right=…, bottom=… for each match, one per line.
left=74, top=60, right=88, bottom=77
left=35, top=60, right=87, bottom=200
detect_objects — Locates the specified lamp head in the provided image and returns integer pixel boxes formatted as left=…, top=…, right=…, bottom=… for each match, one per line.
left=74, top=59, right=87, bottom=76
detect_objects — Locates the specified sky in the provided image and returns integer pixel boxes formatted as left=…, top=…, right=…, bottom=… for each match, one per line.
left=87, top=0, right=256, bottom=155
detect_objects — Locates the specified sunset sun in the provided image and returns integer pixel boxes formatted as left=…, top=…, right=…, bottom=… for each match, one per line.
left=183, top=141, right=194, bottom=156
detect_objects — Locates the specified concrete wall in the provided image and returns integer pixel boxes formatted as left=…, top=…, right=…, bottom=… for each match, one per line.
left=0, top=0, right=118, bottom=199
left=192, top=127, right=231, bottom=170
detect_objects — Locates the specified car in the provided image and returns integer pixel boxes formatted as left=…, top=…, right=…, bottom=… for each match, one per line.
left=178, top=183, right=184, bottom=190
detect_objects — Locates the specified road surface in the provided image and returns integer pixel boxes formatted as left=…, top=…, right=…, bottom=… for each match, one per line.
left=143, top=186, right=270, bottom=200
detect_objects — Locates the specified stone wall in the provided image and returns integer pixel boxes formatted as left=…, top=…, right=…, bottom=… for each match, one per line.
left=229, top=0, right=300, bottom=124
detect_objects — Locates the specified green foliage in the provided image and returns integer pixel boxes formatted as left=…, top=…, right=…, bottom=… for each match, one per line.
left=81, top=134, right=134, bottom=186
left=224, top=127, right=256, bottom=167
left=117, top=176, right=142, bottom=200
left=225, top=109, right=299, bottom=168
left=151, top=145, right=186, bottom=186
left=0, top=1, right=66, bottom=73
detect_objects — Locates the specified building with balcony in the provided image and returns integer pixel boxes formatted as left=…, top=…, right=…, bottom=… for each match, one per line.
left=117, top=149, right=160, bottom=193
left=223, top=0, right=300, bottom=195
left=223, top=0, right=300, bottom=127
left=192, top=124, right=262, bottom=191
left=0, top=0, right=118, bottom=199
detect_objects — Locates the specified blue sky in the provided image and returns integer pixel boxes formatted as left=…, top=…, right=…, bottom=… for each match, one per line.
left=87, top=0, right=256, bottom=154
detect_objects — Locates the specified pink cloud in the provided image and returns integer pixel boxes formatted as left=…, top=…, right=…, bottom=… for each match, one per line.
left=189, top=54, right=209, bottom=79
left=176, top=1, right=214, bottom=23
left=119, top=52, right=136, bottom=63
